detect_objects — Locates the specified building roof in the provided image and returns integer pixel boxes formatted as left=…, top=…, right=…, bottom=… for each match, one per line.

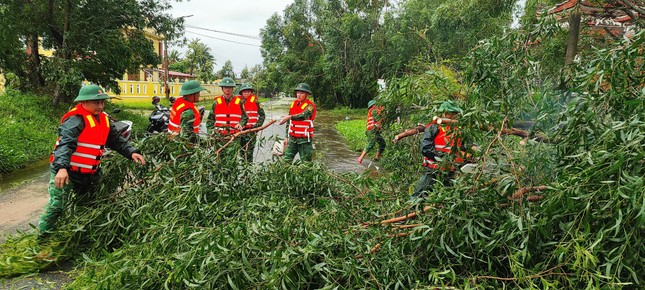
left=158, top=69, right=195, bottom=78
left=546, top=0, right=642, bottom=37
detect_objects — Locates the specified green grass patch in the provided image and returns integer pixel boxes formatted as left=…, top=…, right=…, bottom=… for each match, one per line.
left=324, top=106, right=366, bottom=119
left=0, top=90, right=69, bottom=174
left=335, top=120, right=367, bottom=152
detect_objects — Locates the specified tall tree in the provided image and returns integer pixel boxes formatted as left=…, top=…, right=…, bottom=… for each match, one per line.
left=0, top=0, right=183, bottom=103
left=216, top=60, right=236, bottom=79
left=240, top=66, right=251, bottom=81
left=184, top=38, right=215, bottom=82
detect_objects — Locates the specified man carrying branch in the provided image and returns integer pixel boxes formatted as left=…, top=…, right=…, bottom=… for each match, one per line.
left=39, top=85, right=146, bottom=239
left=410, top=100, right=474, bottom=199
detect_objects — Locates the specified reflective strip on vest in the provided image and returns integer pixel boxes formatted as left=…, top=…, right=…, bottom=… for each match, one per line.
left=72, top=152, right=100, bottom=160
left=77, top=142, right=103, bottom=150
left=70, top=162, right=95, bottom=170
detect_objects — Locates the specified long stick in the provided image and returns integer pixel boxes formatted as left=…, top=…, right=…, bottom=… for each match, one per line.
left=215, top=120, right=277, bottom=155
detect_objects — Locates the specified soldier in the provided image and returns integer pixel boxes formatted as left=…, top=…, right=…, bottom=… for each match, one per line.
left=357, top=99, right=386, bottom=164
left=279, top=83, right=317, bottom=163
left=238, top=83, right=265, bottom=162
left=39, top=84, right=145, bottom=238
left=207, top=77, right=248, bottom=141
left=411, top=100, right=473, bottom=199
left=168, top=80, right=206, bottom=143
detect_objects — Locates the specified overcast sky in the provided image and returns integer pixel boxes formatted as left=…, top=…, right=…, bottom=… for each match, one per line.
left=170, top=0, right=294, bottom=75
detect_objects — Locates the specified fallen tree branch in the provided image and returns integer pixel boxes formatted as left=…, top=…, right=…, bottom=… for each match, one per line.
left=509, top=186, right=549, bottom=200
left=380, top=205, right=433, bottom=224
left=215, top=120, right=277, bottom=156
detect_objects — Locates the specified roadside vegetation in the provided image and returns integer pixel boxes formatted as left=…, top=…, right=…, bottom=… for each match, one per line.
left=0, top=90, right=67, bottom=174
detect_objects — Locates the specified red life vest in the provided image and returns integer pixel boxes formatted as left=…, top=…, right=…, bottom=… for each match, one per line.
left=422, top=126, right=466, bottom=171
left=168, top=98, right=201, bottom=135
left=243, top=94, right=259, bottom=129
left=213, top=95, right=243, bottom=135
left=288, top=99, right=317, bottom=140
left=50, top=104, right=110, bottom=174
left=366, top=105, right=382, bottom=131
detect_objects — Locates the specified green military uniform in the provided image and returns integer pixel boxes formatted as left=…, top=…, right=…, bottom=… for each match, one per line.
left=179, top=109, right=200, bottom=143
left=205, top=98, right=248, bottom=135
left=411, top=124, right=454, bottom=198
left=411, top=100, right=465, bottom=199
left=239, top=106, right=265, bottom=162
left=364, top=100, right=386, bottom=157
left=284, top=103, right=315, bottom=162
left=39, top=85, right=140, bottom=236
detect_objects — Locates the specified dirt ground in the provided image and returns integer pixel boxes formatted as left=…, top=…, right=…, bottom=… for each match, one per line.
left=0, top=170, right=74, bottom=290
left=0, top=171, right=49, bottom=238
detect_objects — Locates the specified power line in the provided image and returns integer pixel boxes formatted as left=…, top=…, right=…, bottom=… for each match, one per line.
left=185, top=30, right=261, bottom=47
left=185, top=25, right=261, bottom=40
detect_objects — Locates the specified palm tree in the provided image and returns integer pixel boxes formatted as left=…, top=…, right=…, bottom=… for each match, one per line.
left=185, top=39, right=215, bottom=76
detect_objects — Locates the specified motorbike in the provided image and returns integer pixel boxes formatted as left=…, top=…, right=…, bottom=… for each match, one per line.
left=110, top=108, right=133, bottom=140
left=103, top=108, right=133, bottom=157
left=147, top=97, right=170, bottom=133
left=147, top=96, right=205, bottom=134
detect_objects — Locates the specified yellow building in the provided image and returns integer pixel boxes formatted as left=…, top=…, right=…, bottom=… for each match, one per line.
left=106, top=28, right=221, bottom=103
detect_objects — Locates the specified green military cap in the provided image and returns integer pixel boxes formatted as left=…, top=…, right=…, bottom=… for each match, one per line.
left=239, top=83, right=254, bottom=92
left=438, top=100, right=463, bottom=114
left=219, top=77, right=237, bottom=87
left=367, top=100, right=376, bottom=108
left=294, top=83, right=312, bottom=94
left=74, top=84, right=110, bottom=102
left=179, top=80, right=206, bottom=96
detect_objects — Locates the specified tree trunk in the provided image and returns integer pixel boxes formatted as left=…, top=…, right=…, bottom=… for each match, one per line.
left=26, top=34, right=45, bottom=88
left=565, top=11, right=581, bottom=65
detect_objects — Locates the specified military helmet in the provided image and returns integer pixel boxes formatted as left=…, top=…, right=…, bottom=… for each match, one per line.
left=74, top=84, right=110, bottom=102
left=179, top=80, right=206, bottom=96
left=438, top=100, right=463, bottom=114
left=294, top=83, right=312, bottom=94
left=219, top=77, right=237, bottom=87
left=239, top=83, right=254, bottom=92
left=367, top=100, right=376, bottom=108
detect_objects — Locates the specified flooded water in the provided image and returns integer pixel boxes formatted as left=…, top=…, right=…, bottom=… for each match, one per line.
left=0, top=159, right=50, bottom=192
left=253, top=97, right=369, bottom=173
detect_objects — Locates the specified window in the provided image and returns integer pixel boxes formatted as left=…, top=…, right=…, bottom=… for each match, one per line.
left=136, top=85, right=141, bottom=94
left=130, top=85, right=134, bottom=94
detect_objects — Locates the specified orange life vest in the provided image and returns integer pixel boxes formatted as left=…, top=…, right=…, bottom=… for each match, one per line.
left=213, top=95, right=243, bottom=135
left=50, top=104, right=110, bottom=174
left=168, top=98, right=201, bottom=135
left=242, top=95, right=259, bottom=129
left=366, top=105, right=382, bottom=131
left=422, top=126, right=466, bottom=171
left=288, top=99, right=317, bottom=140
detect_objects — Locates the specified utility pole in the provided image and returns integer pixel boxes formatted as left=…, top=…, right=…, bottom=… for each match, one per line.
left=164, top=38, right=170, bottom=99
left=164, top=14, right=192, bottom=100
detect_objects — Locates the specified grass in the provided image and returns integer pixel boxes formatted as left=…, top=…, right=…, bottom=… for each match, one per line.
left=335, top=120, right=367, bottom=152
left=0, top=90, right=69, bottom=174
